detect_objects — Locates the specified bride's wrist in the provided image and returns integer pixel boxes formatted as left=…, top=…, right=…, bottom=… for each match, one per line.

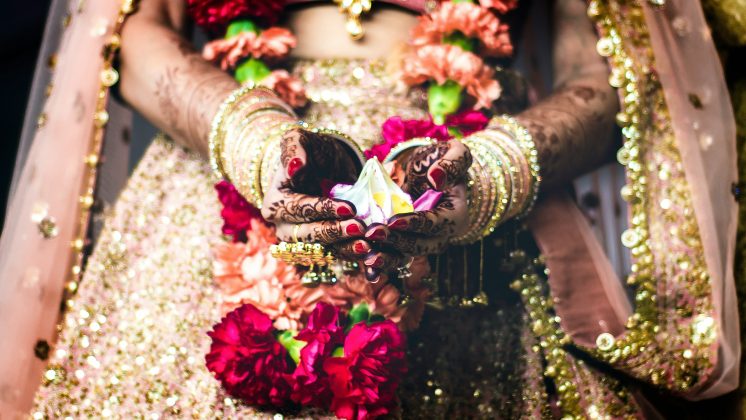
left=451, top=115, right=541, bottom=245
left=209, top=85, right=296, bottom=207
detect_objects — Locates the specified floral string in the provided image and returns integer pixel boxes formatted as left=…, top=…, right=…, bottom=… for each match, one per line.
left=186, top=0, right=518, bottom=417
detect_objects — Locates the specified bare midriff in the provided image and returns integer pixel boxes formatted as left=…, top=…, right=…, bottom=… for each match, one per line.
left=285, top=3, right=419, bottom=59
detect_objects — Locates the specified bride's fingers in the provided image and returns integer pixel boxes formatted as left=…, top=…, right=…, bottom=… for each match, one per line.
left=386, top=185, right=467, bottom=237
left=386, top=210, right=455, bottom=237
left=363, top=251, right=401, bottom=272
left=280, top=128, right=308, bottom=178
left=427, top=140, right=472, bottom=191
left=384, top=231, right=449, bottom=256
left=261, top=194, right=355, bottom=223
left=275, top=219, right=366, bottom=244
left=332, top=239, right=373, bottom=260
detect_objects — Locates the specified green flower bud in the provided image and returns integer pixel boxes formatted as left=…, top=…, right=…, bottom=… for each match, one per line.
left=226, top=19, right=259, bottom=39
left=428, top=80, right=463, bottom=125
left=442, top=30, right=476, bottom=52
left=276, top=330, right=306, bottom=365
left=235, top=57, right=271, bottom=84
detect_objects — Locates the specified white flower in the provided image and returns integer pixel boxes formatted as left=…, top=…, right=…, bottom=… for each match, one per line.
left=331, top=159, right=414, bottom=225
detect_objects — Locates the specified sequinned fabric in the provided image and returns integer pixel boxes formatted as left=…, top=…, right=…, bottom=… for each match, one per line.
left=31, top=59, right=557, bottom=419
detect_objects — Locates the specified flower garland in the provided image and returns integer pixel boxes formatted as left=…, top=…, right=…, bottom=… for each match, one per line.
left=207, top=302, right=407, bottom=418
left=187, top=0, right=517, bottom=417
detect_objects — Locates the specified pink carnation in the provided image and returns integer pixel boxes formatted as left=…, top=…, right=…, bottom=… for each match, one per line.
left=215, top=180, right=262, bottom=242
left=323, top=320, right=407, bottom=420
left=411, top=2, right=513, bottom=57
left=291, top=303, right=346, bottom=407
left=401, top=44, right=501, bottom=109
left=186, top=0, right=286, bottom=33
left=365, top=110, right=489, bottom=161
left=203, top=27, right=297, bottom=70
left=205, top=304, right=292, bottom=406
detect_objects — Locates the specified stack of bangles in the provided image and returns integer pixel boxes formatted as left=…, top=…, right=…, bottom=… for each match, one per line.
left=209, top=84, right=365, bottom=267
left=384, top=115, right=541, bottom=246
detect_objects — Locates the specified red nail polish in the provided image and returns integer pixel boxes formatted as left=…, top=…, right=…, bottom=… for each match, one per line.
left=367, top=228, right=386, bottom=241
left=345, top=224, right=362, bottom=236
left=337, top=206, right=354, bottom=217
left=353, top=242, right=368, bottom=254
left=287, top=158, right=303, bottom=177
left=368, top=257, right=383, bottom=268
left=388, top=219, right=408, bottom=230
left=429, top=168, right=446, bottom=190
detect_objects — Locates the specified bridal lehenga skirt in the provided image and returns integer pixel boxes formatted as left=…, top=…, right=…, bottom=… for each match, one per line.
left=33, top=59, right=548, bottom=419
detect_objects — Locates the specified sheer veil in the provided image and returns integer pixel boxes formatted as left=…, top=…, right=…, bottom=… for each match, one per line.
left=0, top=0, right=131, bottom=415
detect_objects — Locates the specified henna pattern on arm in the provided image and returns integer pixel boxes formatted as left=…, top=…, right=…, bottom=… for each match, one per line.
left=120, top=4, right=238, bottom=158
left=514, top=0, right=619, bottom=188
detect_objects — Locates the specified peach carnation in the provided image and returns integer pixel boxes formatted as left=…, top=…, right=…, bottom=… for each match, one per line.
left=478, top=0, right=518, bottom=13
left=213, top=220, right=428, bottom=331
left=401, top=43, right=501, bottom=109
left=202, top=27, right=296, bottom=70
left=411, top=1, right=513, bottom=57
left=258, top=70, right=308, bottom=107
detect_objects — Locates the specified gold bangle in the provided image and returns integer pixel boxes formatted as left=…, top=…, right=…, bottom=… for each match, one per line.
left=452, top=135, right=514, bottom=244
left=489, top=115, right=541, bottom=218
left=382, top=137, right=438, bottom=164
left=304, top=122, right=367, bottom=168
left=209, top=84, right=294, bottom=180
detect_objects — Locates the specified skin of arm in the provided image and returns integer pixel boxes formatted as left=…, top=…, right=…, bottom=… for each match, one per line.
left=516, top=0, right=619, bottom=189
left=119, top=0, right=238, bottom=157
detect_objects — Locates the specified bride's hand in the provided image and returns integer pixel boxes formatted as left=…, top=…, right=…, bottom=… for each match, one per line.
left=261, top=128, right=372, bottom=259
left=363, top=141, right=472, bottom=275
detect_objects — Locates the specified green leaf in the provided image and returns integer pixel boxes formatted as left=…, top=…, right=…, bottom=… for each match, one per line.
left=235, top=58, right=271, bottom=84
left=348, top=303, right=371, bottom=327
left=451, top=0, right=476, bottom=3
left=368, top=314, right=386, bottom=324
left=428, top=80, right=463, bottom=125
left=226, top=19, right=259, bottom=39
left=447, top=126, right=464, bottom=138
left=277, top=330, right=305, bottom=365
left=331, top=346, right=345, bottom=358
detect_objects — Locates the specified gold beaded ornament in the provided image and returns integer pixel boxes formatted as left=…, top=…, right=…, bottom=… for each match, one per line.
left=333, top=0, right=373, bottom=40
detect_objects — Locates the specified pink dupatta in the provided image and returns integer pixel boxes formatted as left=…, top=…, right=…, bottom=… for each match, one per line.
left=530, top=0, right=739, bottom=400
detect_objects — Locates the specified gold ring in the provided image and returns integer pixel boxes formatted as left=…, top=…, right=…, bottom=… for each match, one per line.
left=292, top=224, right=301, bottom=243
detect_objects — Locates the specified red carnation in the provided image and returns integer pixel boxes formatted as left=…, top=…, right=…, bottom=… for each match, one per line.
left=323, top=321, right=407, bottom=420
left=291, top=303, right=346, bottom=407
left=366, top=110, right=489, bottom=161
left=206, top=303, right=293, bottom=406
left=215, top=180, right=262, bottom=242
left=186, top=0, right=287, bottom=33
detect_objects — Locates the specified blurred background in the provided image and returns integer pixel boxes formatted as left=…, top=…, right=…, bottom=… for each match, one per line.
left=0, top=1, right=52, bottom=229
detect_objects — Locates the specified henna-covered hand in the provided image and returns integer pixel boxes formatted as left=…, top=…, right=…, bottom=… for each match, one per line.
left=362, top=141, right=472, bottom=280
left=262, top=128, right=365, bottom=247
left=405, top=140, right=472, bottom=196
